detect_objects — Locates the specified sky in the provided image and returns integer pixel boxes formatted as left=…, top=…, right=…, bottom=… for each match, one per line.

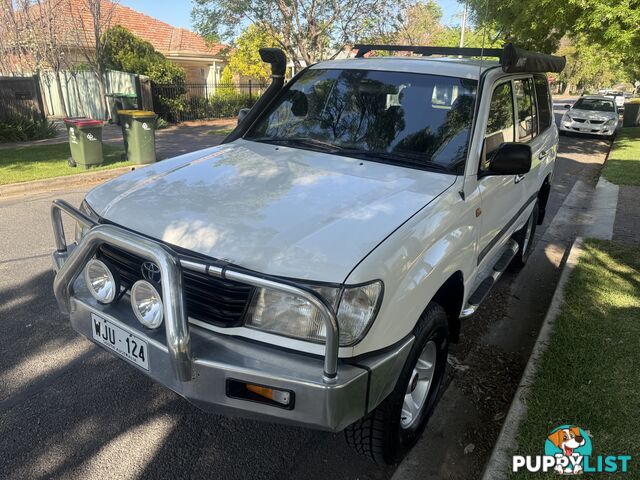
left=118, top=0, right=467, bottom=33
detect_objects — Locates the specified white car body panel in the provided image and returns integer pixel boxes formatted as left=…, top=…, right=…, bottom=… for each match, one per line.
left=312, top=57, right=498, bottom=80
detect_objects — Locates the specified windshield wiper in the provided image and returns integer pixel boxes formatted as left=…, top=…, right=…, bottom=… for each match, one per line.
left=337, top=149, right=450, bottom=172
left=249, top=138, right=451, bottom=172
left=250, top=137, right=342, bottom=153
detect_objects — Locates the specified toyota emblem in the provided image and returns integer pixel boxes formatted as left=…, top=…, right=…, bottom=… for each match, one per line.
left=141, top=261, right=161, bottom=283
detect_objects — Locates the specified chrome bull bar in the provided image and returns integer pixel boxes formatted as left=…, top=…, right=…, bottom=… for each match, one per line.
left=50, top=199, right=340, bottom=384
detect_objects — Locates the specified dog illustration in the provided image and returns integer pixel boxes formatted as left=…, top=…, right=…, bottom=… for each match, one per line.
left=548, top=427, right=586, bottom=474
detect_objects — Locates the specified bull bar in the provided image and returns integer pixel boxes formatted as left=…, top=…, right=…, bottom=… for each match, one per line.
left=50, top=199, right=340, bottom=384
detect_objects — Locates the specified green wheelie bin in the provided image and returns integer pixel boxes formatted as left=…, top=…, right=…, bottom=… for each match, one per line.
left=63, top=118, right=104, bottom=168
left=125, top=110, right=157, bottom=164
left=107, top=93, right=139, bottom=125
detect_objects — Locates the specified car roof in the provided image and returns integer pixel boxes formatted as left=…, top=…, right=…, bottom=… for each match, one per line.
left=310, top=56, right=501, bottom=80
left=577, top=95, right=616, bottom=101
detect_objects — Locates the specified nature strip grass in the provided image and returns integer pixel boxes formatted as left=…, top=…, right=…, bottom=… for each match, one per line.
left=602, top=127, right=640, bottom=186
left=511, top=239, right=640, bottom=478
left=0, top=143, right=128, bottom=185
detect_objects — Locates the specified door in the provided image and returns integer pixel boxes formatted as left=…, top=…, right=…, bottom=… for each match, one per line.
left=513, top=77, right=547, bottom=203
left=477, top=79, right=523, bottom=269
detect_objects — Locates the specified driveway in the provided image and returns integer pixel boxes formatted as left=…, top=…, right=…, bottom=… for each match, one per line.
left=0, top=119, right=235, bottom=160
left=0, top=105, right=612, bottom=480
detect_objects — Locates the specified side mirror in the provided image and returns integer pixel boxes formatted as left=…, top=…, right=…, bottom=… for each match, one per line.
left=237, top=108, right=251, bottom=125
left=486, top=143, right=532, bottom=176
left=564, top=104, right=571, bottom=109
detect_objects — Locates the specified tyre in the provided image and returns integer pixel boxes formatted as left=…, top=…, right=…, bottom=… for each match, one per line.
left=509, top=200, right=539, bottom=271
left=344, top=302, right=449, bottom=464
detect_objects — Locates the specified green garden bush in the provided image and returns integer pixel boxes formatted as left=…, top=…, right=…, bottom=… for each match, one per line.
left=0, top=116, right=58, bottom=143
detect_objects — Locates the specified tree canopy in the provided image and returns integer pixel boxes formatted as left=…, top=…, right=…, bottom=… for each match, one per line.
left=466, top=0, right=640, bottom=79
left=192, top=0, right=394, bottom=67
left=101, top=25, right=186, bottom=84
left=226, top=24, right=279, bottom=82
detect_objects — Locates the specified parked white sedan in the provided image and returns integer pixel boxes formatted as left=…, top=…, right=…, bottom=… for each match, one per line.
left=559, top=95, right=619, bottom=139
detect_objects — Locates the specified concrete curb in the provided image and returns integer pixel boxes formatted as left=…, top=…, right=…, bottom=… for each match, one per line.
left=0, top=165, right=138, bottom=199
left=480, top=237, right=585, bottom=480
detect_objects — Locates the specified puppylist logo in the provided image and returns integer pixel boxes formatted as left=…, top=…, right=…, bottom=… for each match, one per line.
left=513, top=425, right=631, bottom=475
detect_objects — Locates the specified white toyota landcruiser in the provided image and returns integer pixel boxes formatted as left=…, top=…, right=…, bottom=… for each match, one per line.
left=51, top=44, right=565, bottom=464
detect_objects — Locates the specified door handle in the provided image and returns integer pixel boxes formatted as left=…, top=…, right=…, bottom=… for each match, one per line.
left=539, top=150, right=549, bottom=161
left=514, top=174, right=526, bottom=183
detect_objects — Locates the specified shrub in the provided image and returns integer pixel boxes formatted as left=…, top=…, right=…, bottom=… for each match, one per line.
left=155, top=116, right=169, bottom=129
left=157, top=91, right=257, bottom=122
left=102, top=25, right=187, bottom=124
left=0, top=116, right=58, bottom=143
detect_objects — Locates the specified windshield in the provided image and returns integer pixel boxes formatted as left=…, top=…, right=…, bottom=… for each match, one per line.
left=245, top=69, right=477, bottom=172
left=573, top=98, right=615, bottom=112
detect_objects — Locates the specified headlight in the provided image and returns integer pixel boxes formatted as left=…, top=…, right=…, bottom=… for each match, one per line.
left=130, top=280, right=164, bottom=329
left=84, top=259, right=119, bottom=304
left=605, top=119, right=616, bottom=126
left=244, top=281, right=383, bottom=346
left=563, top=114, right=572, bottom=123
left=74, top=199, right=99, bottom=243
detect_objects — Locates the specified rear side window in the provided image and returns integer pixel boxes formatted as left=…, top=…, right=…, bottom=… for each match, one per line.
left=514, top=78, right=537, bottom=142
left=534, top=76, right=552, bottom=131
left=484, top=82, right=515, bottom=165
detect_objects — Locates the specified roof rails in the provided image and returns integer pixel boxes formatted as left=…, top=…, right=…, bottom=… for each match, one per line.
left=353, top=43, right=566, bottom=74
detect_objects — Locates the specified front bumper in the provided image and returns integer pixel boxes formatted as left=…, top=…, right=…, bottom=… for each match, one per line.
left=51, top=200, right=413, bottom=431
left=559, top=119, right=617, bottom=136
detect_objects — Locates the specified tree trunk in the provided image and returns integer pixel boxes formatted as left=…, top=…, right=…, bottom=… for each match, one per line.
left=54, top=70, right=69, bottom=117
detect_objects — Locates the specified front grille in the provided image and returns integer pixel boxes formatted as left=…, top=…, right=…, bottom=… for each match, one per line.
left=573, top=118, right=586, bottom=123
left=98, top=244, right=254, bottom=328
left=589, top=120, right=605, bottom=125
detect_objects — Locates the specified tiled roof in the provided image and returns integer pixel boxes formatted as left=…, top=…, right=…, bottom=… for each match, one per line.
left=108, top=2, right=226, bottom=57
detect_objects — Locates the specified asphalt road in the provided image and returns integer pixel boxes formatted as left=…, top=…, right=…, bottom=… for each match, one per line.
left=0, top=102, right=611, bottom=480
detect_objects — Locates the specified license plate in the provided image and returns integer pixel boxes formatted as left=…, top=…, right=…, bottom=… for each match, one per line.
left=91, top=313, right=149, bottom=370
left=581, top=128, right=591, bottom=132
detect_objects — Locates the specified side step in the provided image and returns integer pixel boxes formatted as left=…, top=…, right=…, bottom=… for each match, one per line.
left=460, top=239, right=519, bottom=318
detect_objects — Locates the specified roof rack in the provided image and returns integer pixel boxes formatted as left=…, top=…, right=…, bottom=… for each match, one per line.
left=353, top=43, right=566, bottom=74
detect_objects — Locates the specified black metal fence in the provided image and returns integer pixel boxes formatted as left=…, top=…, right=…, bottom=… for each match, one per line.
left=151, top=81, right=268, bottom=123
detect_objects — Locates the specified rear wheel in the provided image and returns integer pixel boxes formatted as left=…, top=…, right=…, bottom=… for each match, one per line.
left=509, top=201, right=539, bottom=271
left=344, top=303, right=449, bottom=464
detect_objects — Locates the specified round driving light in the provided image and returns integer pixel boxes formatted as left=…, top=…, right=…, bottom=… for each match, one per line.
left=84, top=259, right=118, bottom=304
left=130, top=280, right=164, bottom=329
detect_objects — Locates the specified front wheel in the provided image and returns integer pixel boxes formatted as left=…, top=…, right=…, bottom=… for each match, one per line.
left=344, top=303, right=449, bottom=464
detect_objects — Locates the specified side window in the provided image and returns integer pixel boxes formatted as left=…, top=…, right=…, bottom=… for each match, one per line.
left=514, top=78, right=537, bottom=142
left=483, top=81, right=515, bottom=168
left=534, top=75, right=552, bottom=131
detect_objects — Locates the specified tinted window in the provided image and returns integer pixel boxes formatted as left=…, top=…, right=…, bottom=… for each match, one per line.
left=484, top=82, right=515, bottom=167
left=534, top=76, right=552, bottom=131
left=514, top=78, right=537, bottom=142
left=246, top=69, right=477, bottom=172
left=573, top=98, right=615, bottom=112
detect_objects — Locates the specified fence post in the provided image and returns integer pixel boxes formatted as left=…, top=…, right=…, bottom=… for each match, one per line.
left=248, top=79, right=252, bottom=100
left=33, top=74, right=47, bottom=119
